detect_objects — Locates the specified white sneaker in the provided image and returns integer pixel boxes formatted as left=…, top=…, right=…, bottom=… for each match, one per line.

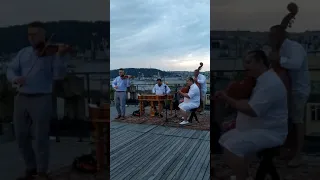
left=179, top=120, right=189, bottom=125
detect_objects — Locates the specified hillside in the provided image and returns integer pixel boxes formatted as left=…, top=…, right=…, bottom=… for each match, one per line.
left=0, top=20, right=109, bottom=53
left=110, top=68, right=210, bottom=78
left=110, top=68, right=176, bottom=78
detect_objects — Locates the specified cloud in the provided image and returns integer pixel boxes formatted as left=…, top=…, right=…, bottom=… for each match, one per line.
left=0, top=0, right=108, bottom=27
left=211, top=0, right=320, bottom=32
left=110, top=0, right=210, bottom=71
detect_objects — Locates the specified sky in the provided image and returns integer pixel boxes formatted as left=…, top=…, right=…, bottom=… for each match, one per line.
left=110, top=0, right=210, bottom=71
left=0, top=0, right=109, bottom=27
left=211, top=0, right=320, bottom=32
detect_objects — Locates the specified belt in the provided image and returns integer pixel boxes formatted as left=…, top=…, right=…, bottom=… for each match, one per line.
left=116, top=91, right=126, bottom=92
left=19, top=93, right=52, bottom=97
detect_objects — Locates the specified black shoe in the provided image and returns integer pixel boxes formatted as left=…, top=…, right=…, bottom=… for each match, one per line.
left=16, top=169, right=37, bottom=180
left=114, top=115, right=121, bottom=119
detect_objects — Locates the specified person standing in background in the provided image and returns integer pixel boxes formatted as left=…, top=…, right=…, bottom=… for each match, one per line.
left=7, top=21, right=69, bottom=180
left=269, top=24, right=310, bottom=167
left=112, top=68, right=131, bottom=120
left=194, top=69, right=207, bottom=114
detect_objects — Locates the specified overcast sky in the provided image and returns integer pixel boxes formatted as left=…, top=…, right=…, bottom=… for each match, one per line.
left=110, top=0, right=210, bottom=71
left=211, top=0, right=320, bottom=32
left=0, top=0, right=109, bottom=27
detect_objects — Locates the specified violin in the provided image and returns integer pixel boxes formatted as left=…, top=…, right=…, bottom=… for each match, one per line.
left=121, top=75, right=134, bottom=79
left=180, top=62, right=203, bottom=93
left=225, top=3, right=296, bottom=99
left=36, top=34, right=74, bottom=57
left=38, top=44, right=73, bottom=57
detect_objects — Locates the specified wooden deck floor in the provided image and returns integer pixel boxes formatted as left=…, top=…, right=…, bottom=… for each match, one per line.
left=110, top=122, right=210, bottom=180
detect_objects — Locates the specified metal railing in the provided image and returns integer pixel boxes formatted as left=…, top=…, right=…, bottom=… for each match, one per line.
left=0, top=71, right=109, bottom=139
left=67, top=72, right=109, bottom=103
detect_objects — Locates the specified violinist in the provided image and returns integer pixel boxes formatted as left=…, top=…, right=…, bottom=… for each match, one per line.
left=194, top=69, right=207, bottom=114
left=177, top=77, right=201, bottom=125
left=6, top=21, right=69, bottom=180
left=112, top=68, right=131, bottom=120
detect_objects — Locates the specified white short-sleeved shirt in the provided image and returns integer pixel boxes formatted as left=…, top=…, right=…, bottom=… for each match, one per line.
left=196, top=74, right=207, bottom=93
left=236, top=70, right=288, bottom=141
left=152, top=84, right=171, bottom=95
left=187, top=83, right=201, bottom=106
left=280, top=39, right=310, bottom=98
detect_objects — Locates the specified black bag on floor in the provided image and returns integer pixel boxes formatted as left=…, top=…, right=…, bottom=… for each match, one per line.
left=72, top=154, right=97, bottom=173
left=132, top=110, right=140, bottom=116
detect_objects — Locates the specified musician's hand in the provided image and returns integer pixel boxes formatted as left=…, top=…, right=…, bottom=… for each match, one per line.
left=178, top=90, right=182, bottom=94
left=56, top=44, right=70, bottom=56
left=13, top=76, right=26, bottom=85
left=114, top=86, right=118, bottom=89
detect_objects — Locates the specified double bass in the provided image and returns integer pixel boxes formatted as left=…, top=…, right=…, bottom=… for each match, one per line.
left=180, top=62, right=203, bottom=93
left=225, top=2, right=297, bottom=99
left=194, top=62, right=204, bottom=88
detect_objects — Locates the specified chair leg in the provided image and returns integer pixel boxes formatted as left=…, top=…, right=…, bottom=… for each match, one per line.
left=189, top=112, right=194, bottom=123
left=194, top=114, right=199, bottom=123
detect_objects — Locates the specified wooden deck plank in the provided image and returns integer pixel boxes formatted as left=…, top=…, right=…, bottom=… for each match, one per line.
left=197, top=148, right=211, bottom=179
left=110, top=122, right=128, bottom=129
left=110, top=122, right=210, bottom=180
left=139, top=137, right=195, bottom=180
left=187, top=141, right=210, bottom=180
left=202, top=161, right=211, bottom=180
left=111, top=134, right=176, bottom=179
left=179, top=140, right=208, bottom=179
left=150, top=139, right=204, bottom=180
left=166, top=139, right=206, bottom=180
left=110, top=133, right=160, bottom=170
left=121, top=136, right=186, bottom=180
left=110, top=131, right=144, bottom=150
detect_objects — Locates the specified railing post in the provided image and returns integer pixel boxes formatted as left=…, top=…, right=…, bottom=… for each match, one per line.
left=86, top=73, right=90, bottom=104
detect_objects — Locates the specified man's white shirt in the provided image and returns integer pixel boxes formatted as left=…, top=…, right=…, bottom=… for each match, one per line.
left=187, top=83, right=201, bottom=106
left=152, top=83, right=171, bottom=95
left=196, top=74, right=207, bottom=93
left=280, top=38, right=310, bottom=98
left=236, top=70, right=288, bottom=142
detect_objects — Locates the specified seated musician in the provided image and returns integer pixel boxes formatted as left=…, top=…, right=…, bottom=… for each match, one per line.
left=177, top=77, right=200, bottom=125
left=214, top=50, right=288, bottom=180
left=152, top=78, right=171, bottom=117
